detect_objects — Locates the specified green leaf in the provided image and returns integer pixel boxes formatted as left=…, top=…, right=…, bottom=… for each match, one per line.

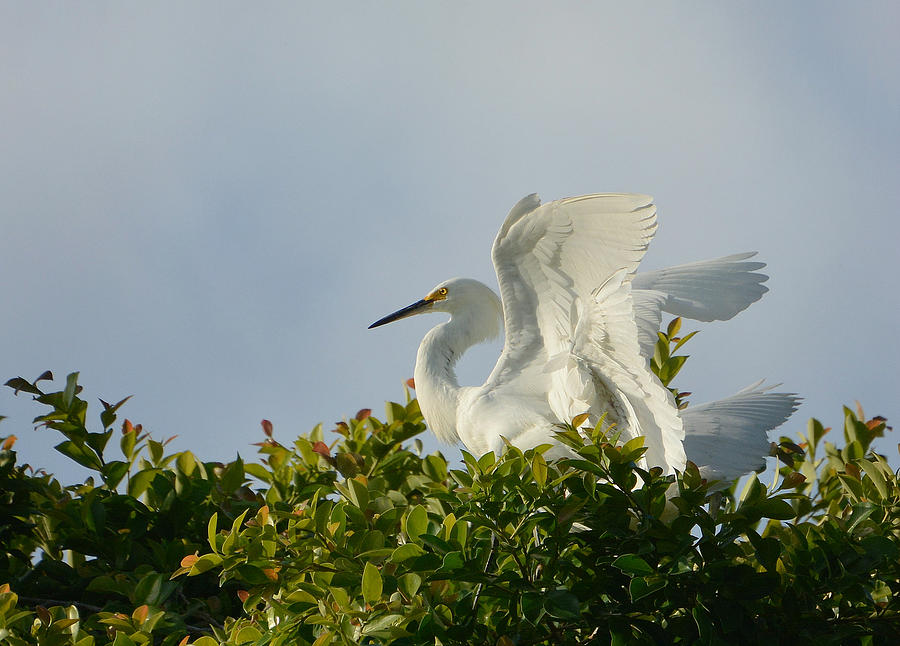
left=521, top=592, right=544, bottom=625
left=112, top=632, right=137, bottom=646
left=63, top=372, right=80, bottom=409
left=544, top=589, right=581, bottom=620
left=148, top=439, right=164, bottom=465
left=5, top=376, right=44, bottom=395
left=846, top=501, right=877, bottom=533
left=477, top=451, right=497, bottom=472
left=101, top=461, right=129, bottom=489
left=738, top=473, right=763, bottom=506
left=629, top=576, right=667, bottom=601
left=419, top=533, right=454, bottom=554
left=666, top=317, right=682, bottom=338
left=386, top=401, right=406, bottom=423
left=692, top=604, right=713, bottom=642
left=672, top=329, right=699, bottom=353
left=422, top=454, right=448, bottom=482
left=207, top=512, right=219, bottom=552
left=132, top=572, right=165, bottom=606
left=532, top=453, right=548, bottom=488
left=653, top=334, right=670, bottom=366
left=234, top=563, right=269, bottom=584
left=243, top=462, right=271, bottom=483
left=755, top=497, right=796, bottom=520
left=189, top=553, right=223, bottom=575
left=860, top=535, right=899, bottom=563
left=391, top=543, right=425, bottom=563
left=612, top=554, right=653, bottom=576
left=658, top=355, right=687, bottom=386
left=121, top=428, right=137, bottom=460
left=348, top=477, right=369, bottom=510
left=439, top=551, right=464, bottom=571
left=362, top=562, right=383, bottom=604
left=751, top=536, right=782, bottom=571
left=856, top=459, right=890, bottom=499
left=620, top=436, right=647, bottom=462
left=220, top=456, right=245, bottom=492
left=85, top=430, right=113, bottom=458
left=404, top=504, right=428, bottom=541
left=397, top=573, right=421, bottom=600
left=128, top=468, right=161, bottom=498
left=176, top=451, right=196, bottom=476
left=233, top=626, right=264, bottom=644
left=55, top=440, right=102, bottom=471
left=362, top=613, right=403, bottom=635
left=809, top=417, right=828, bottom=447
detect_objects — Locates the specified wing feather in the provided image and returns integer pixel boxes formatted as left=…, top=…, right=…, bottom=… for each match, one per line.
left=632, top=253, right=769, bottom=322
left=484, top=193, right=685, bottom=472
left=682, top=382, right=801, bottom=481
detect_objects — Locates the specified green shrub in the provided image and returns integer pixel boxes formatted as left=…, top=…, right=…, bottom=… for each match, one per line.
left=1, top=323, right=898, bottom=645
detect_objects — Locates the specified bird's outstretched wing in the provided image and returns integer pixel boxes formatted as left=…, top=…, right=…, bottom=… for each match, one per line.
left=484, top=193, right=685, bottom=472
left=632, top=253, right=770, bottom=358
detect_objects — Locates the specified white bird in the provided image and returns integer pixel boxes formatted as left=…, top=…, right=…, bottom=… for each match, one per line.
left=369, top=193, right=799, bottom=481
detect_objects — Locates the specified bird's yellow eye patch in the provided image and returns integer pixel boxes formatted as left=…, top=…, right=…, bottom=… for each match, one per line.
left=425, top=287, right=449, bottom=302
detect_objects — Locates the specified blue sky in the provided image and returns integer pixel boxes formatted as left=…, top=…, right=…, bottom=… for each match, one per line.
left=2, top=3, right=898, bottom=480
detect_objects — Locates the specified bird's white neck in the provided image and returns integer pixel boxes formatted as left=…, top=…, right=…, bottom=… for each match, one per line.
left=414, top=303, right=500, bottom=445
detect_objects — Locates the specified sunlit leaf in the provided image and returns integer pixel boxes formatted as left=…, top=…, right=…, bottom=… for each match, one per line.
left=362, top=562, right=383, bottom=604
left=613, top=554, right=653, bottom=576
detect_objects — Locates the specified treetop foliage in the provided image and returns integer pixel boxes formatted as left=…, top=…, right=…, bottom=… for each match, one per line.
left=1, top=322, right=898, bottom=645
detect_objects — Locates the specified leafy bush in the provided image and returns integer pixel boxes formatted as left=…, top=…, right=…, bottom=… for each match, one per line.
left=1, top=323, right=898, bottom=645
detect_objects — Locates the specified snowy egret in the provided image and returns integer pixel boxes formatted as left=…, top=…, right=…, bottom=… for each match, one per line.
left=370, top=194, right=798, bottom=480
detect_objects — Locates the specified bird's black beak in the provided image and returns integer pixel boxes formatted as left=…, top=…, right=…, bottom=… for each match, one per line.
left=368, top=299, right=432, bottom=329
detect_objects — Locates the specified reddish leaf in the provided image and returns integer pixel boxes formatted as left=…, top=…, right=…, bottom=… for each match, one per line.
left=123, top=419, right=134, bottom=434
left=2, top=435, right=16, bottom=450
left=261, top=419, right=273, bottom=437
left=133, top=604, right=149, bottom=623
left=356, top=408, right=372, bottom=421
left=312, top=441, right=332, bottom=459
left=180, top=554, right=199, bottom=568
left=36, top=606, right=51, bottom=626
left=237, top=590, right=250, bottom=603
left=571, top=412, right=590, bottom=429
left=784, top=472, right=807, bottom=488
left=406, top=378, right=416, bottom=389
left=178, top=637, right=190, bottom=646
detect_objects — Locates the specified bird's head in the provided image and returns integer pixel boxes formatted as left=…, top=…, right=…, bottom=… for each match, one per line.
left=368, top=278, right=502, bottom=340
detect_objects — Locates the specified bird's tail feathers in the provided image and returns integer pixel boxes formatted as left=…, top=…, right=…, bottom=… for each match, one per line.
left=682, top=382, right=801, bottom=483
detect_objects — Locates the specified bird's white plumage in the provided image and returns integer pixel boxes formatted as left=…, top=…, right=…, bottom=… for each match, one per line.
left=631, top=253, right=770, bottom=358
left=371, top=193, right=799, bottom=481
left=683, top=381, right=800, bottom=481
left=470, top=194, right=684, bottom=470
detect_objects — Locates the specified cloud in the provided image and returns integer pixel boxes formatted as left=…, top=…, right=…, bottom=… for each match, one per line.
left=1, top=3, right=896, bottom=479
